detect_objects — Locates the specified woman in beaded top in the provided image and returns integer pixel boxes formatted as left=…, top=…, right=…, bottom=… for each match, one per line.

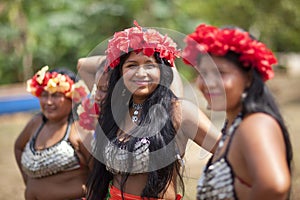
left=14, top=66, right=92, bottom=200
left=183, top=24, right=293, bottom=200
left=86, top=21, right=220, bottom=200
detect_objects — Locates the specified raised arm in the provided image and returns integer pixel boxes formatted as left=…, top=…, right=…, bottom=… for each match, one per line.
left=77, top=56, right=106, bottom=91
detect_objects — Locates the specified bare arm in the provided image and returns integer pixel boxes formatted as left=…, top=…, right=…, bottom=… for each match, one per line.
left=71, top=122, right=94, bottom=171
left=170, top=66, right=183, bottom=98
left=77, top=56, right=106, bottom=91
left=179, top=100, right=221, bottom=153
left=14, top=114, right=42, bottom=184
left=238, top=113, right=291, bottom=200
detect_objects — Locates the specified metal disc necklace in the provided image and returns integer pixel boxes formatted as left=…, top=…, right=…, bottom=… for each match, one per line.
left=132, top=102, right=143, bottom=123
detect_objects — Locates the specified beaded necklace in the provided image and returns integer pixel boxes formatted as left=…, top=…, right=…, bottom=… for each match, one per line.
left=131, top=102, right=143, bottom=123
left=215, top=113, right=243, bottom=156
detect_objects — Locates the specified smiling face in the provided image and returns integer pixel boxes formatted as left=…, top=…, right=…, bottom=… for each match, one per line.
left=39, top=91, right=72, bottom=121
left=122, top=52, right=161, bottom=102
left=197, top=55, right=251, bottom=113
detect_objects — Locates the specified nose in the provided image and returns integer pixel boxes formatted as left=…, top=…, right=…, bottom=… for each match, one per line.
left=135, top=66, right=147, bottom=77
left=202, top=72, right=219, bottom=88
left=41, top=94, right=54, bottom=104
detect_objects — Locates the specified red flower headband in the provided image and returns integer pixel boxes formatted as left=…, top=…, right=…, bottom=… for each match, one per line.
left=27, top=66, right=88, bottom=103
left=105, top=20, right=180, bottom=69
left=182, top=24, right=277, bottom=81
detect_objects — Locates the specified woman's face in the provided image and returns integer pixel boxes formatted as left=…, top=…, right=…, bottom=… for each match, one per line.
left=122, top=52, right=161, bottom=102
left=39, top=91, right=72, bottom=121
left=95, top=71, right=109, bottom=106
left=197, top=55, right=251, bottom=112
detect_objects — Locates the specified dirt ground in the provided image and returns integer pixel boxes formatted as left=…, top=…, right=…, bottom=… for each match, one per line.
left=0, top=74, right=299, bottom=199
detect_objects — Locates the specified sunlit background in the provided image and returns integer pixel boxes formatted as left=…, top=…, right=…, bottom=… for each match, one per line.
left=0, top=0, right=299, bottom=199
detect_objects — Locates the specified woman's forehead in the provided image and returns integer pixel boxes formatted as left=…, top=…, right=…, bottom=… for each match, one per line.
left=124, top=52, right=156, bottom=64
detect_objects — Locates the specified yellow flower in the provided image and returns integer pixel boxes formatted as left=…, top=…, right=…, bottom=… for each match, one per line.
left=46, top=78, right=58, bottom=93
left=36, top=66, right=49, bottom=84
left=58, top=80, right=71, bottom=93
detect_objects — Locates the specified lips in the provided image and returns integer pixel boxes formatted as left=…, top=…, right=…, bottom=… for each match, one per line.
left=132, top=80, right=152, bottom=86
left=44, top=106, right=56, bottom=112
left=203, top=91, right=223, bottom=100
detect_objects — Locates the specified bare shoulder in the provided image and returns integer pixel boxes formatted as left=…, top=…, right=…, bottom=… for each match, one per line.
left=235, top=112, right=285, bottom=151
left=15, top=113, right=44, bottom=147
left=22, top=113, right=43, bottom=136
left=69, top=122, right=82, bottom=144
left=69, top=122, right=93, bottom=148
left=239, top=113, right=282, bottom=136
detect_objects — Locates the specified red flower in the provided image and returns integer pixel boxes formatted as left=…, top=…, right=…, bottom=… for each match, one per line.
left=183, top=24, right=277, bottom=81
left=105, top=21, right=180, bottom=69
left=26, top=66, right=78, bottom=98
left=78, top=98, right=100, bottom=131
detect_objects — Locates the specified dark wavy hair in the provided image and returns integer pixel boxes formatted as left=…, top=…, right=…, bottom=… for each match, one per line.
left=87, top=52, right=184, bottom=200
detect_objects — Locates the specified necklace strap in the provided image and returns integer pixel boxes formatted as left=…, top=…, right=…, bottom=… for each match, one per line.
left=132, top=102, right=143, bottom=110
left=218, top=113, right=243, bottom=150
left=132, top=103, right=144, bottom=123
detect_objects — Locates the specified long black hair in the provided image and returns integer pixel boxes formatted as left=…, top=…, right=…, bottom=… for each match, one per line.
left=224, top=51, right=293, bottom=172
left=87, top=52, right=184, bottom=199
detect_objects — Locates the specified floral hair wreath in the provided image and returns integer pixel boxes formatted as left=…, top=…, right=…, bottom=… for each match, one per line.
left=182, top=24, right=277, bottom=81
left=26, top=66, right=89, bottom=103
left=77, top=85, right=100, bottom=131
left=105, top=20, right=180, bottom=69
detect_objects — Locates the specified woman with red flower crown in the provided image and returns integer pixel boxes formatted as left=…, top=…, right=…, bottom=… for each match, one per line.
left=183, top=24, right=293, bottom=200
left=86, top=21, right=221, bottom=200
left=14, top=67, right=92, bottom=200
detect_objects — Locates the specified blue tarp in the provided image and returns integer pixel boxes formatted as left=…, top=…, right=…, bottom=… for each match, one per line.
left=0, top=95, right=40, bottom=115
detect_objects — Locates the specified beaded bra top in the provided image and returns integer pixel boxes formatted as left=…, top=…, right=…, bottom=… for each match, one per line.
left=21, top=119, right=80, bottom=178
left=104, top=136, right=151, bottom=174
left=197, top=114, right=243, bottom=200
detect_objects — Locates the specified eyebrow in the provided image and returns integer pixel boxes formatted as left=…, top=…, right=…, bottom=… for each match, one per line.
left=124, top=59, right=156, bottom=64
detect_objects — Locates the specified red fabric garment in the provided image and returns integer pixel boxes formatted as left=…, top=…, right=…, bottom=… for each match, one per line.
left=106, top=184, right=182, bottom=200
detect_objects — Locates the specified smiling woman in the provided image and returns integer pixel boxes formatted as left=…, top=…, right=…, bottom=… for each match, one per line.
left=183, top=23, right=293, bottom=200
left=86, top=21, right=221, bottom=200
left=122, top=52, right=161, bottom=103
left=14, top=66, right=92, bottom=200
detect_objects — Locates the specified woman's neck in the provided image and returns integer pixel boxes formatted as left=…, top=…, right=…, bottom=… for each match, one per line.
left=226, top=109, right=242, bottom=128
left=132, top=96, right=146, bottom=104
left=47, top=115, right=69, bottom=126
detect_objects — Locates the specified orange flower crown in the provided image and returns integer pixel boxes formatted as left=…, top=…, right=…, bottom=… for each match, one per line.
left=26, top=66, right=88, bottom=103
left=182, top=24, right=277, bottom=81
left=105, top=20, right=180, bottom=69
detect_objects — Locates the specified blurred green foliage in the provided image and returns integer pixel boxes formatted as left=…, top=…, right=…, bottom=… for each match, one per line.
left=0, top=0, right=299, bottom=84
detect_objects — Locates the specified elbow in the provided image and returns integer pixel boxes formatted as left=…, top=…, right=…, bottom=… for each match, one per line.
left=256, top=176, right=291, bottom=199
left=272, top=178, right=291, bottom=199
